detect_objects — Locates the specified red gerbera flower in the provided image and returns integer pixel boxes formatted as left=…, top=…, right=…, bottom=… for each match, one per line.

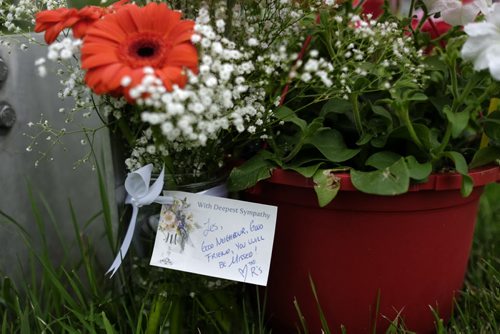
left=35, top=0, right=129, bottom=44
left=80, top=2, right=198, bottom=100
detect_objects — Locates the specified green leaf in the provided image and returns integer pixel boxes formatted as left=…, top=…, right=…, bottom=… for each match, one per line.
left=443, top=106, right=470, bottom=138
left=320, top=98, right=352, bottom=116
left=484, top=111, right=500, bottom=141
left=390, top=124, right=438, bottom=150
left=353, top=77, right=371, bottom=90
left=275, top=106, right=307, bottom=131
left=371, top=105, right=393, bottom=125
left=371, top=136, right=389, bottom=148
left=285, top=151, right=328, bottom=167
left=365, top=151, right=402, bottom=169
left=227, top=151, right=276, bottom=191
left=309, top=275, right=332, bottom=333
left=443, top=151, right=468, bottom=175
left=304, top=117, right=325, bottom=137
left=443, top=151, right=472, bottom=197
left=405, top=156, right=432, bottom=180
left=406, top=92, right=428, bottom=101
left=351, top=158, right=410, bottom=195
left=288, top=163, right=324, bottom=178
left=429, top=97, right=450, bottom=114
left=102, top=312, right=116, bottom=334
left=305, top=128, right=361, bottom=162
left=356, top=132, right=373, bottom=146
left=313, top=169, right=341, bottom=207
left=470, top=146, right=500, bottom=169
left=462, top=175, right=474, bottom=198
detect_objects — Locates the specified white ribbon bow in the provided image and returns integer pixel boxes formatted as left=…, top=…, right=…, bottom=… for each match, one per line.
left=106, top=164, right=173, bottom=277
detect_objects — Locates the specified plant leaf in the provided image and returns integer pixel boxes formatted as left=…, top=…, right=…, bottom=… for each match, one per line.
left=470, top=146, right=500, bottom=169
left=356, top=132, right=373, bottom=146
left=443, top=151, right=473, bottom=197
left=227, top=151, right=276, bottom=191
left=304, top=117, right=325, bottom=137
left=484, top=110, right=500, bottom=142
left=275, top=106, right=307, bottom=131
left=288, top=163, right=324, bottom=178
left=313, top=169, right=341, bottom=207
left=405, top=156, right=432, bottom=180
left=102, top=312, right=116, bottom=334
left=371, top=105, right=393, bottom=127
left=351, top=158, right=410, bottom=195
left=443, top=106, right=470, bottom=138
left=406, top=92, right=428, bottom=101
left=365, top=151, right=402, bottom=169
left=390, top=124, right=437, bottom=150
left=443, top=151, right=468, bottom=174
left=320, top=98, right=352, bottom=116
left=305, top=128, right=361, bottom=162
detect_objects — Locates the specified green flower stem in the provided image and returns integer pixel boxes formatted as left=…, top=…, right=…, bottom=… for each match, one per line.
left=283, top=139, right=304, bottom=163
left=434, top=122, right=452, bottom=157
left=117, top=117, right=135, bottom=147
left=408, top=0, right=416, bottom=21
left=450, top=58, right=460, bottom=101
left=90, top=94, right=109, bottom=126
left=452, top=75, right=483, bottom=113
left=399, top=106, right=425, bottom=152
left=351, top=94, right=364, bottom=136
left=319, top=11, right=336, bottom=60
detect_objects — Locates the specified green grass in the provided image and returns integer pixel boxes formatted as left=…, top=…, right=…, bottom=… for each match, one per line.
left=0, top=168, right=499, bottom=333
left=445, top=183, right=500, bottom=333
left=0, top=162, right=268, bottom=334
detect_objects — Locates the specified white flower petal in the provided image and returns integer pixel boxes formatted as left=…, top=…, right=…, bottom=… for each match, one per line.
left=424, top=0, right=456, bottom=15
left=464, top=21, right=498, bottom=37
left=486, top=3, right=500, bottom=27
left=441, top=2, right=479, bottom=25
left=486, top=45, right=500, bottom=80
left=474, top=0, right=493, bottom=17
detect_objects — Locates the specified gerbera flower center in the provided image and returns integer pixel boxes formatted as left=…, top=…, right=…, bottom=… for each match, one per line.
left=118, top=32, right=169, bottom=68
left=137, top=45, right=156, bottom=57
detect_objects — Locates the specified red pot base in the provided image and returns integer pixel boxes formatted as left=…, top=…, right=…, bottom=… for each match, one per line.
left=244, top=167, right=500, bottom=334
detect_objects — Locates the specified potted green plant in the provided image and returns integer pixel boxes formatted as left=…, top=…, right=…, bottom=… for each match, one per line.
left=228, top=0, right=500, bottom=332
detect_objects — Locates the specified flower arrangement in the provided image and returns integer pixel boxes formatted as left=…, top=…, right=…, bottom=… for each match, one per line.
left=8, top=0, right=500, bottom=202
left=22, top=0, right=312, bottom=187
left=227, top=0, right=500, bottom=206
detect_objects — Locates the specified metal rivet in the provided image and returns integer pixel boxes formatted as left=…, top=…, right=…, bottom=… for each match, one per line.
left=0, top=102, right=16, bottom=128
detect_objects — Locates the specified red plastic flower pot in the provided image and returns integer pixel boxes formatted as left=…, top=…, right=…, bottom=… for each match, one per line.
left=243, top=166, right=500, bottom=334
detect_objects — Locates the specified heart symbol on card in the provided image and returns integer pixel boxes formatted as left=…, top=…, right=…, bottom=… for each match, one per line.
left=238, top=265, right=248, bottom=281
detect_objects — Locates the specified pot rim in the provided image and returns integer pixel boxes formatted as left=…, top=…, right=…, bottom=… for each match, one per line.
left=266, top=165, right=500, bottom=192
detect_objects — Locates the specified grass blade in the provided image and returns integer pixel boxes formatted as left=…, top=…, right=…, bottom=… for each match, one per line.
left=308, top=274, right=331, bottom=334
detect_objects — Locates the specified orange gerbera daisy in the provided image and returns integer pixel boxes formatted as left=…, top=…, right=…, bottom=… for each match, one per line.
left=80, top=2, right=198, bottom=99
left=35, top=0, right=129, bottom=44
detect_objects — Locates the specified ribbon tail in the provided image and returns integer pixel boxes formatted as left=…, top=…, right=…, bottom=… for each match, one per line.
left=198, top=183, right=227, bottom=197
left=106, top=205, right=139, bottom=277
left=155, top=195, right=174, bottom=205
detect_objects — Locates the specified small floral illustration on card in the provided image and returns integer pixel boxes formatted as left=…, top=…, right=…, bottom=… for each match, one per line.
left=157, top=197, right=201, bottom=264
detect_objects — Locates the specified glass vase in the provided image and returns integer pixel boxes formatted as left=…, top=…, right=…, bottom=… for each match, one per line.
left=124, top=172, right=247, bottom=334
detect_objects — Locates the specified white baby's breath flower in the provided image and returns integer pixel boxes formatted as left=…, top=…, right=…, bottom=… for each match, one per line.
left=121, top=76, right=132, bottom=87
left=37, top=65, right=47, bottom=77
left=248, top=38, right=259, bottom=46
left=215, top=19, right=225, bottom=32
left=191, top=34, right=201, bottom=43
